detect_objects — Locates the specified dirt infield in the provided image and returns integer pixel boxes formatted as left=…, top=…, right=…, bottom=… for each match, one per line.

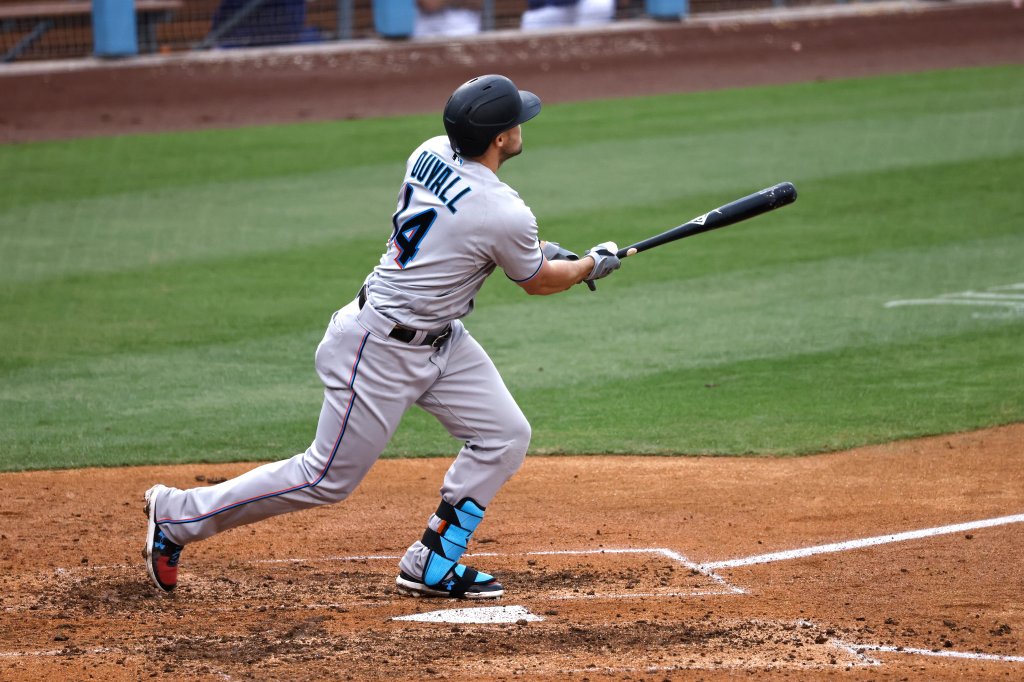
left=2, top=2, right=1024, bottom=143
left=1, top=424, right=1022, bottom=680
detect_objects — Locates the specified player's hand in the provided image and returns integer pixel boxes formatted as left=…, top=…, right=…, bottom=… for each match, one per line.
left=541, top=241, right=580, bottom=261
left=583, top=241, right=620, bottom=290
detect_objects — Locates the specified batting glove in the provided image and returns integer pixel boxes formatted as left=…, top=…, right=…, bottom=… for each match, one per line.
left=583, top=241, right=620, bottom=290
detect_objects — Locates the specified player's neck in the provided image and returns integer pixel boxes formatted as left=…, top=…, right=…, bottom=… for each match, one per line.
left=473, top=149, right=501, bottom=175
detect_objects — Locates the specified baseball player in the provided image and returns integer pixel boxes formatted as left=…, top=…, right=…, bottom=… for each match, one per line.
left=143, top=74, right=621, bottom=599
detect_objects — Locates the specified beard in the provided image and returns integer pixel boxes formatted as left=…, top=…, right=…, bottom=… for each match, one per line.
left=498, top=141, right=523, bottom=166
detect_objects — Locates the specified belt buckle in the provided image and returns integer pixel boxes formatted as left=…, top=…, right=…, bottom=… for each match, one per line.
left=431, top=327, right=452, bottom=349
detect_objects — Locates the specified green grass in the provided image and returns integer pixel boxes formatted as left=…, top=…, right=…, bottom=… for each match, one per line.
left=1, top=65, right=1022, bottom=470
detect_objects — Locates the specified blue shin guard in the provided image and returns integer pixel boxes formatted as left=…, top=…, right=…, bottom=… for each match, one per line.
left=396, top=497, right=504, bottom=598
left=421, top=497, right=485, bottom=586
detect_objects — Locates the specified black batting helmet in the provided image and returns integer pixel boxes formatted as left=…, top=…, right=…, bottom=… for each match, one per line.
left=443, top=75, right=542, bottom=159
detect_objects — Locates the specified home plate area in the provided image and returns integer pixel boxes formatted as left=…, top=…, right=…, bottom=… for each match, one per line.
left=382, top=549, right=865, bottom=674
left=1, top=544, right=962, bottom=678
left=4, top=546, right=861, bottom=676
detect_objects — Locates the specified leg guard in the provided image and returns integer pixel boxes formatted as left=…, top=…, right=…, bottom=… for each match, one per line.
left=421, top=497, right=485, bottom=586
left=396, top=497, right=504, bottom=598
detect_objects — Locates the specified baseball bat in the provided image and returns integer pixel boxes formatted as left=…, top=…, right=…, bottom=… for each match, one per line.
left=616, top=181, right=797, bottom=259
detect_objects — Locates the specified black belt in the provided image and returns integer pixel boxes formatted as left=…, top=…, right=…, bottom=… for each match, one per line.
left=358, top=287, right=452, bottom=348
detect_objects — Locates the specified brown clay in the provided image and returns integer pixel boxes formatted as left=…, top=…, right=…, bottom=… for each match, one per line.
left=1, top=425, right=1022, bottom=679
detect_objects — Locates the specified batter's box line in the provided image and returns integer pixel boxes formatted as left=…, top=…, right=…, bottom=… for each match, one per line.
left=553, top=619, right=882, bottom=674
left=833, top=640, right=1024, bottom=665
left=29, top=547, right=739, bottom=594
left=545, top=589, right=738, bottom=601
left=0, top=646, right=117, bottom=659
left=521, top=548, right=745, bottom=595
left=697, top=512, right=1024, bottom=572
left=253, top=546, right=747, bottom=595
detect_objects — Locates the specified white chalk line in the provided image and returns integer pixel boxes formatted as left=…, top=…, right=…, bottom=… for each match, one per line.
left=955, top=292, right=1024, bottom=300
left=554, top=619, right=880, bottom=673
left=655, top=547, right=745, bottom=594
left=0, top=646, right=115, bottom=659
left=1, top=547, right=744, bottom=616
left=34, top=508, right=1024, bottom=598
left=546, top=589, right=738, bottom=601
left=837, top=641, right=1024, bottom=664
left=885, top=298, right=1024, bottom=308
left=8, top=539, right=1024, bottom=670
left=805, top=623, right=1024, bottom=668
left=701, top=512, right=1024, bottom=570
left=254, top=547, right=745, bottom=594
left=8, top=636, right=1019, bottom=671
left=885, top=282, right=1024, bottom=309
left=27, top=513, right=1024, bottom=592
left=58, top=512, right=1024, bottom=578
left=832, top=640, right=881, bottom=666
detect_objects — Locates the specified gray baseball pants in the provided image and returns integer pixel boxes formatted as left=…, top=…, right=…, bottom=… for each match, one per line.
left=154, top=297, right=530, bottom=577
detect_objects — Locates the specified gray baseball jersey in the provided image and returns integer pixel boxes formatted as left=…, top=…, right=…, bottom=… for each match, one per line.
left=365, top=135, right=543, bottom=328
left=153, top=135, right=539, bottom=582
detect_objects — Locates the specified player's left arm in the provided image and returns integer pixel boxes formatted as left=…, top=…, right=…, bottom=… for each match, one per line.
left=490, top=199, right=618, bottom=295
left=517, top=250, right=593, bottom=295
left=516, top=240, right=619, bottom=295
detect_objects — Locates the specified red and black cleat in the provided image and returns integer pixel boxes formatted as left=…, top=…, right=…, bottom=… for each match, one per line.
left=142, top=484, right=184, bottom=593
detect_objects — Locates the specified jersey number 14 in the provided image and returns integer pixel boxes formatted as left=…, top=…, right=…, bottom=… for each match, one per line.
left=389, top=184, right=437, bottom=268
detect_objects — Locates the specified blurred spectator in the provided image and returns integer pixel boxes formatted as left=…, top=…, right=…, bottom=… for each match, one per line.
left=521, top=0, right=615, bottom=30
left=414, top=0, right=482, bottom=37
left=210, top=0, right=320, bottom=47
left=577, top=0, right=616, bottom=25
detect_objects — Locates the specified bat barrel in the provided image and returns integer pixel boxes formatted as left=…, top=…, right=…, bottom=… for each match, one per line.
left=617, top=181, right=797, bottom=258
left=717, top=181, right=797, bottom=219
left=762, top=181, right=797, bottom=208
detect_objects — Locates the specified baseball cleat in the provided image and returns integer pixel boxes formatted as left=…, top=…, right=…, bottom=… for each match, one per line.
left=142, top=484, right=184, bottom=593
left=396, top=564, right=504, bottom=599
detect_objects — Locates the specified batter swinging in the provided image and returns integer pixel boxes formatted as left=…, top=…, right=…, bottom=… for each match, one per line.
left=143, top=74, right=621, bottom=599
